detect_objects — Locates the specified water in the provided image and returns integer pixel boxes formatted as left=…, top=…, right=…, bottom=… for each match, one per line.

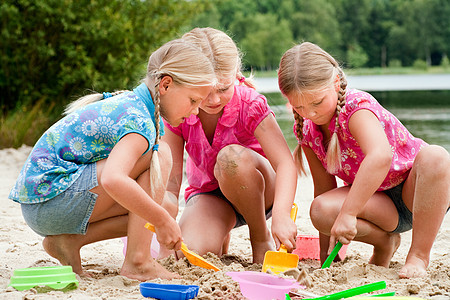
left=254, top=74, right=450, bottom=93
left=266, top=91, right=450, bottom=153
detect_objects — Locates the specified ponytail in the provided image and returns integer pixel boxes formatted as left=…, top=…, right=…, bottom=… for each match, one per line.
left=64, top=90, right=127, bottom=115
left=237, top=72, right=256, bottom=90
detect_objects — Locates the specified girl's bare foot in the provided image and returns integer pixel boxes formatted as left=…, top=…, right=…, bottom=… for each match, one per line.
left=399, top=253, right=428, bottom=278
left=120, top=257, right=180, bottom=281
left=43, top=235, right=86, bottom=275
left=369, top=233, right=401, bottom=267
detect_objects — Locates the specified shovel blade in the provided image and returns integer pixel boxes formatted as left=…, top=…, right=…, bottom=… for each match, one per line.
left=180, top=243, right=221, bottom=271
left=144, top=223, right=220, bottom=271
left=262, top=250, right=299, bottom=274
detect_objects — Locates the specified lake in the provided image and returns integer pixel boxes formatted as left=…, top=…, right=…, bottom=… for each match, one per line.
left=264, top=90, right=450, bottom=153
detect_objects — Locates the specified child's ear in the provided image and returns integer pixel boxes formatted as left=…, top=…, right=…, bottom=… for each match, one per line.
left=334, top=74, right=340, bottom=92
left=159, top=75, right=173, bottom=95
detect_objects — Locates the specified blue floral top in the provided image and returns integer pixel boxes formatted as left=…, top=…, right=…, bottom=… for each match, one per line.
left=9, top=83, right=164, bottom=204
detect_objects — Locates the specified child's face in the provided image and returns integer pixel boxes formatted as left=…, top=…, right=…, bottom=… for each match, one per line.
left=160, top=82, right=212, bottom=126
left=288, top=87, right=338, bottom=126
left=199, top=77, right=235, bottom=114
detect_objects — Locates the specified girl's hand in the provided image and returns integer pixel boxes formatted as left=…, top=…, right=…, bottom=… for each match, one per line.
left=155, top=218, right=183, bottom=251
left=271, top=216, right=298, bottom=252
left=328, top=212, right=357, bottom=253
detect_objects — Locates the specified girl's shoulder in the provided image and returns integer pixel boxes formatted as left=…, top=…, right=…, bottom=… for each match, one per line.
left=233, top=85, right=266, bottom=104
left=344, top=89, right=377, bottom=108
left=341, top=89, right=384, bottom=117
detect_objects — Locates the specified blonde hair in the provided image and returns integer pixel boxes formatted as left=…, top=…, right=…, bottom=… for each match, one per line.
left=278, top=42, right=347, bottom=174
left=65, top=38, right=216, bottom=200
left=182, top=27, right=255, bottom=89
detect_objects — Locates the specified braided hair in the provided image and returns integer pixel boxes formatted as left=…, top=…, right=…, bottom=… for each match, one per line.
left=278, top=42, right=347, bottom=174
left=144, top=38, right=216, bottom=199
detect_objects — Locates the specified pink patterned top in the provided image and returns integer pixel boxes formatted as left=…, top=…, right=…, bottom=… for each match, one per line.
left=298, top=89, right=427, bottom=191
left=164, top=85, right=273, bottom=200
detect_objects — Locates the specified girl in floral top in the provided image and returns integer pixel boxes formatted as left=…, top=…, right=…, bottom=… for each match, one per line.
left=9, top=39, right=216, bottom=280
left=278, top=42, right=450, bottom=278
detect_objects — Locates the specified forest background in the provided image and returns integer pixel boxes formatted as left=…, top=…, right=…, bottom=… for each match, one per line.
left=1, top=0, right=450, bottom=148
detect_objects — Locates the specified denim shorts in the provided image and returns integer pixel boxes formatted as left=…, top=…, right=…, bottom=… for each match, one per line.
left=186, top=188, right=273, bottom=228
left=21, top=163, right=98, bottom=237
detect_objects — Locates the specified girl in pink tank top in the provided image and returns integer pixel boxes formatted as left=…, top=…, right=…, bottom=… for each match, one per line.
left=161, top=28, right=298, bottom=264
left=278, top=42, right=450, bottom=279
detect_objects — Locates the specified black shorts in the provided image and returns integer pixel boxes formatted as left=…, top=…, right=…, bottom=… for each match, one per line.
left=383, top=182, right=450, bottom=233
left=186, top=188, right=273, bottom=228
left=383, top=182, right=412, bottom=233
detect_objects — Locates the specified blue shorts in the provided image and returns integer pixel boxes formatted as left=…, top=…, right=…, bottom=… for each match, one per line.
left=186, top=188, right=273, bottom=228
left=21, top=163, right=98, bottom=237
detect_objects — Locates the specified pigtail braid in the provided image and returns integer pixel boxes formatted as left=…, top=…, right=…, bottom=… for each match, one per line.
left=326, top=68, right=347, bottom=174
left=293, top=109, right=306, bottom=175
left=149, top=77, right=163, bottom=200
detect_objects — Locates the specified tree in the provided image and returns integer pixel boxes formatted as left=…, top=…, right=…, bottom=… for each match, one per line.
left=237, top=14, right=293, bottom=70
left=289, top=0, right=341, bottom=58
left=0, top=0, right=204, bottom=112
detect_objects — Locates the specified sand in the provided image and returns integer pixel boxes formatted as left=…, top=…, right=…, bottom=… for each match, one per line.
left=0, top=145, right=449, bottom=299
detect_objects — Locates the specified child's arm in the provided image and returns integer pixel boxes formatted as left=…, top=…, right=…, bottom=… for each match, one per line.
left=161, top=130, right=185, bottom=218
left=302, top=145, right=337, bottom=263
left=329, top=109, right=392, bottom=249
left=101, top=132, right=182, bottom=250
left=254, top=114, right=298, bottom=251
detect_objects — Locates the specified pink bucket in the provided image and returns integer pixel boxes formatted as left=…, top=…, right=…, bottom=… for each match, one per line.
left=293, top=235, right=348, bottom=260
left=121, top=234, right=160, bottom=258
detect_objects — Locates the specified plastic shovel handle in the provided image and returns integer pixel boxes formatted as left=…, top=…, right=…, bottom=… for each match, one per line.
left=321, top=241, right=343, bottom=269
left=310, top=280, right=386, bottom=300
left=279, top=203, right=298, bottom=253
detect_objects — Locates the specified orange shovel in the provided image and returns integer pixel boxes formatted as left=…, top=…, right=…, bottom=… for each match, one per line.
left=262, top=203, right=299, bottom=274
left=144, top=223, right=220, bottom=271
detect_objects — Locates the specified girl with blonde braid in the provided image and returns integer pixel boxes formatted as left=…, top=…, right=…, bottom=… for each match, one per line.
left=278, top=42, right=450, bottom=278
left=161, top=28, right=298, bottom=264
left=9, top=39, right=216, bottom=280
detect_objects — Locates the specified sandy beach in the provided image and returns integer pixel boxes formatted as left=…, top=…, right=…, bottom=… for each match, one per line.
left=0, top=145, right=449, bottom=299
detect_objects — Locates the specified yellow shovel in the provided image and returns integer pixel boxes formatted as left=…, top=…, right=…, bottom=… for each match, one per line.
left=144, top=223, right=220, bottom=271
left=262, top=203, right=299, bottom=274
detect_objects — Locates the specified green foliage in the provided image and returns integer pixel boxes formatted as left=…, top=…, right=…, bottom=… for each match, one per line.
left=0, top=98, right=59, bottom=148
left=0, top=0, right=204, bottom=113
left=347, top=43, right=369, bottom=68
left=0, top=0, right=205, bottom=148
left=389, top=59, right=402, bottom=68
left=237, top=14, right=293, bottom=70
left=413, top=59, right=428, bottom=70
left=441, top=55, right=449, bottom=69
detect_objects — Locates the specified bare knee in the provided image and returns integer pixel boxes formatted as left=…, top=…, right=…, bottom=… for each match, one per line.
left=310, top=195, right=336, bottom=233
left=214, top=144, right=253, bottom=180
left=414, top=145, right=450, bottom=180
